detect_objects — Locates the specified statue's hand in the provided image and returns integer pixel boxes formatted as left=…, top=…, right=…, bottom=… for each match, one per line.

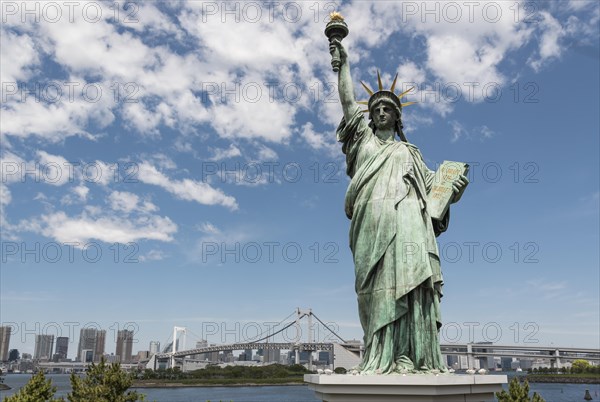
left=329, top=38, right=348, bottom=65
left=451, top=174, right=469, bottom=203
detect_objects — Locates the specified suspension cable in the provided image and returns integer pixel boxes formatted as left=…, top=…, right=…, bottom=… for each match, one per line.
left=311, top=312, right=347, bottom=343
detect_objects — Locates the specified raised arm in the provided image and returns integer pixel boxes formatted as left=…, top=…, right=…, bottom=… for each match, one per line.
left=330, top=39, right=359, bottom=123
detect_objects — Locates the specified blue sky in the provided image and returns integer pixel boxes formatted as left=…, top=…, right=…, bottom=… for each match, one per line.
left=1, top=1, right=598, bottom=358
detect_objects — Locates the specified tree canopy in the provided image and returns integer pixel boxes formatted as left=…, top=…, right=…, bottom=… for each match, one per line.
left=3, top=371, right=61, bottom=402
left=3, top=359, right=146, bottom=402
left=496, top=377, right=545, bottom=402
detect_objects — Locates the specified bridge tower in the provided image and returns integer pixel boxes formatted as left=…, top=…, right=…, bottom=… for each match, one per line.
left=294, top=308, right=314, bottom=369
left=170, top=326, right=187, bottom=369
left=551, top=349, right=561, bottom=369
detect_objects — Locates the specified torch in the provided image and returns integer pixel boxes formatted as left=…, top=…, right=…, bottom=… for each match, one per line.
left=324, top=12, right=349, bottom=73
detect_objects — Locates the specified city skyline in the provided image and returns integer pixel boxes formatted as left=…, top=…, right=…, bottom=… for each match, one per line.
left=0, top=307, right=597, bottom=360
left=1, top=1, right=599, bottom=357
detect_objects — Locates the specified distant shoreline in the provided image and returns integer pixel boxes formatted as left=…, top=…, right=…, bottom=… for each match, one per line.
left=132, top=381, right=304, bottom=388
left=526, top=375, right=600, bottom=384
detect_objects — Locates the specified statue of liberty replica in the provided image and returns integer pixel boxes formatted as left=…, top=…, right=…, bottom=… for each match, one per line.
left=326, top=13, right=469, bottom=375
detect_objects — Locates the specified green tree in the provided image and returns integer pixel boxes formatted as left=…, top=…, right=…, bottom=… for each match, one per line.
left=3, top=371, right=63, bottom=402
left=140, top=369, right=156, bottom=380
left=571, top=359, right=591, bottom=373
left=496, top=377, right=545, bottom=402
left=8, top=349, right=20, bottom=362
left=67, top=358, right=146, bottom=402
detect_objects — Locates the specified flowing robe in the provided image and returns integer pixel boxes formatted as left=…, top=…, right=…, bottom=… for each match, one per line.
left=337, top=105, right=447, bottom=373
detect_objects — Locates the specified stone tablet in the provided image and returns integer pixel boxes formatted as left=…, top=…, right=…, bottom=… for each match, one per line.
left=428, top=161, right=470, bottom=220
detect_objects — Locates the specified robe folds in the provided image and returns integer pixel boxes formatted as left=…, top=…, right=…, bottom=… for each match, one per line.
left=337, top=105, right=447, bottom=373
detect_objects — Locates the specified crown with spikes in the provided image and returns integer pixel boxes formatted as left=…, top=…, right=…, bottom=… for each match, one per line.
left=358, top=71, right=416, bottom=114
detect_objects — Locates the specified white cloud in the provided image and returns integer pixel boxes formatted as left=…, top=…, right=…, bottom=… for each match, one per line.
left=122, top=103, right=163, bottom=137
left=36, top=151, right=73, bottom=186
left=189, top=222, right=269, bottom=264
left=397, top=62, right=427, bottom=88
left=178, top=3, right=309, bottom=72
left=1, top=0, right=593, bottom=147
left=449, top=121, right=495, bottom=142
left=338, top=2, right=401, bottom=48
left=108, top=191, right=158, bottom=214
left=109, top=191, right=140, bottom=213
left=139, top=249, right=167, bottom=262
left=299, top=122, right=338, bottom=156
left=72, top=185, right=89, bottom=201
left=137, top=162, right=238, bottom=210
left=1, top=3, right=209, bottom=140
left=0, top=184, right=12, bottom=207
left=140, top=154, right=177, bottom=170
left=426, top=35, right=506, bottom=102
left=0, top=184, right=12, bottom=234
left=198, top=222, right=221, bottom=235
left=450, top=120, right=467, bottom=143
left=141, top=200, right=159, bottom=213
left=26, top=211, right=177, bottom=245
left=174, top=139, right=194, bottom=154
left=0, top=151, right=26, bottom=185
left=402, top=113, right=434, bottom=135
left=255, top=145, right=278, bottom=161
left=62, top=185, right=90, bottom=205
left=566, top=0, right=595, bottom=12
left=479, top=125, right=495, bottom=140
left=529, top=12, right=566, bottom=71
left=2, top=151, right=121, bottom=188
left=209, top=144, right=242, bottom=161
left=194, top=224, right=255, bottom=248
left=334, top=1, right=537, bottom=105
left=1, top=77, right=116, bottom=142
left=0, top=29, right=39, bottom=83
left=89, top=160, right=117, bottom=186
left=121, top=3, right=184, bottom=37
left=209, top=90, right=297, bottom=142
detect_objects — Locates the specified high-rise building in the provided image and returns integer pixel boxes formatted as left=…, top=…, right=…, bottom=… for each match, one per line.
left=94, top=330, right=106, bottom=362
left=287, top=350, right=311, bottom=364
left=149, top=341, right=160, bottom=355
left=115, top=330, right=133, bottom=363
left=501, top=357, right=513, bottom=371
left=77, top=328, right=106, bottom=362
left=77, top=328, right=96, bottom=361
left=134, top=350, right=150, bottom=362
left=520, top=359, right=533, bottom=370
left=243, top=349, right=252, bottom=361
left=0, top=326, right=11, bottom=361
left=81, top=349, right=94, bottom=363
left=263, top=348, right=280, bottom=363
left=237, top=349, right=252, bottom=361
left=34, top=335, right=54, bottom=361
left=194, top=340, right=208, bottom=360
left=475, top=342, right=495, bottom=370
left=208, top=344, right=219, bottom=362
left=55, top=337, right=69, bottom=360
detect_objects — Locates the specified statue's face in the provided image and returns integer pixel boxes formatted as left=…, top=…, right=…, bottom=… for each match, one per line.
left=372, top=102, right=397, bottom=131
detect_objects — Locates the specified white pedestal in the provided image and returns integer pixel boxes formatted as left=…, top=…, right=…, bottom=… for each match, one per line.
left=304, top=373, right=507, bottom=402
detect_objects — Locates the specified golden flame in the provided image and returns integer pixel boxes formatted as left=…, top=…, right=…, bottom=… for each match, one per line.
left=329, top=12, right=344, bottom=21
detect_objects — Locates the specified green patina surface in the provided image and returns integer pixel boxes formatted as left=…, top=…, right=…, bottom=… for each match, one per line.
left=328, top=19, right=468, bottom=375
